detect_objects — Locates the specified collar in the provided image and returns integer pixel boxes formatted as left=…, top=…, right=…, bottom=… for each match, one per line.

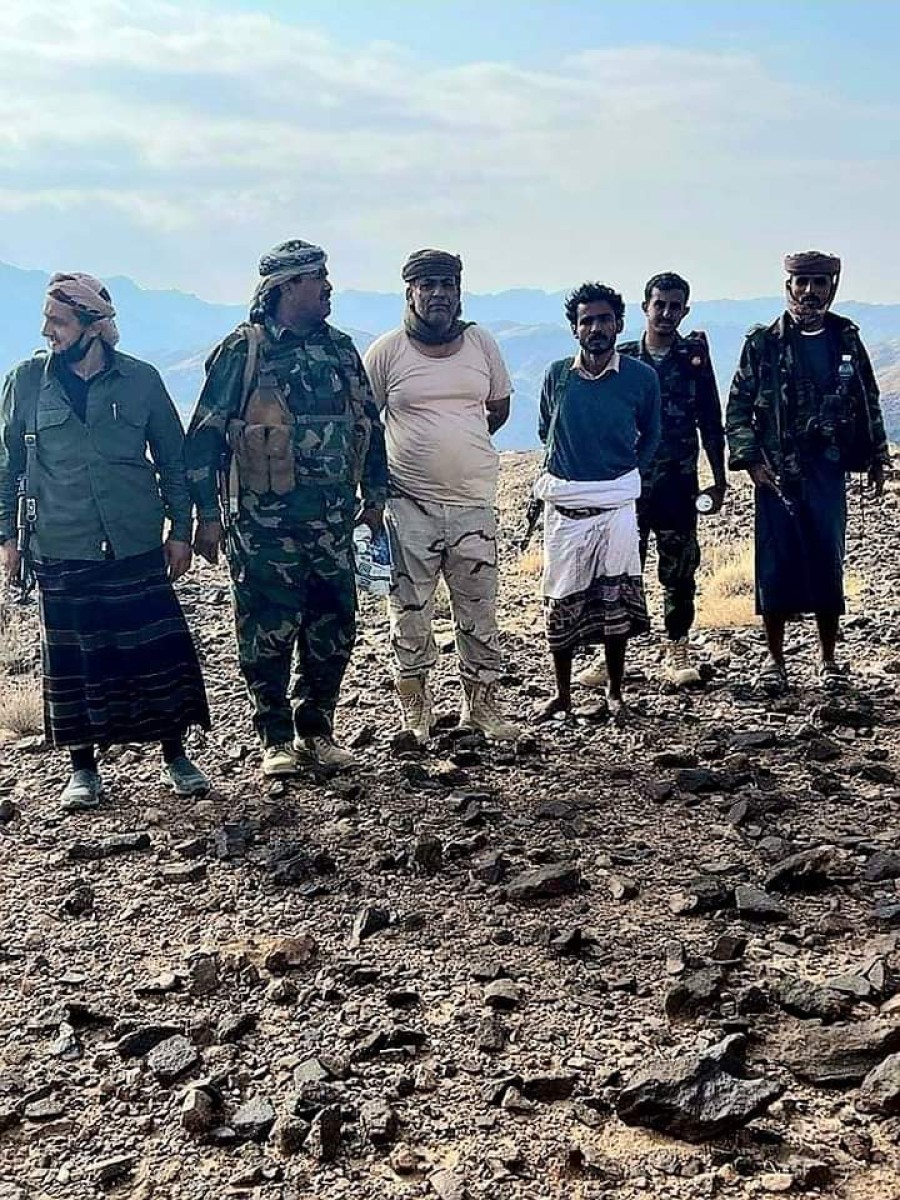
left=571, top=348, right=620, bottom=380
left=264, top=315, right=327, bottom=343
left=43, top=344, right=133, bottom=385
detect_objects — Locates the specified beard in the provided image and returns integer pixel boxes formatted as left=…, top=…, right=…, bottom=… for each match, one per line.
left=56, top=332, right=95, bottom=364
left=787, top=287, right=830, bottom=330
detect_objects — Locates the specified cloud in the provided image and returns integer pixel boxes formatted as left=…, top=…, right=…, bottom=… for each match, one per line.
left=0, top=0, right=897, bottom=301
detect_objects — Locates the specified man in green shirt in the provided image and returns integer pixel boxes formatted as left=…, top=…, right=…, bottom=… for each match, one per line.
left=0, top=273, right=210, bottom=809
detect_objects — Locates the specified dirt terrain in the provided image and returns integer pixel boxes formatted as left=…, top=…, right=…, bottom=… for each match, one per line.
left=1, top=456, right=900, bottom=1200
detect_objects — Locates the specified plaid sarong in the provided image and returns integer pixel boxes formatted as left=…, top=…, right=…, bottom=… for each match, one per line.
left=34, top=548, right=210, bottom=747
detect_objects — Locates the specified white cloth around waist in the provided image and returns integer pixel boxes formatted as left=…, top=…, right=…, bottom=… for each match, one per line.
left=537, top=469, right=642, bottom=600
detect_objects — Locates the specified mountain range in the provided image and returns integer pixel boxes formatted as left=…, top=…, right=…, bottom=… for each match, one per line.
left=2, top=262, right=898, bottom=450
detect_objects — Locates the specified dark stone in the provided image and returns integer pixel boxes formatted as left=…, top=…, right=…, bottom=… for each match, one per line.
left=675, top=768, right=735, bottom=795
left=349, top=904, right=391, bottom=948
left=730, top=730, right=778, bottom=751
left=159, top=861, right=207, bottom=885
left=734, top=884, right=788, bottom=922
left=95, top=1156, right=135, bottom=1187
left=266, top=840, right=336, bottom=887
left=857, top=1052, right=900, bottom=1114
left=779, top=1018, right=900, bottom=1086
left=872, top=902, right=900, bottom=927
left=774, top=977, right=851, bottom=1024
left=263, top=933, right=317, bottom=973
left=521, top=1073, right=578, bottom=1102
left=470, top=851, right=508, bottom=885
left=483, top=979, right=520, bottom=1010
left=67, top=831, right=152, bottom=861
left=306, top=1104, right=342, bottom=1162
left=476, top=1013, right=508, bottom=1053
left=654, top=750, right=698, bottom=769
left=711, top=935, right=746, bottom=962
left=411, top=835, right=443, bottom=875
left=669, top=876, right=734, bottom=915
left=863, top=851, right=900, bottom=883
left=507, top=862, right=581, bottom=902
left=664, top=969, right=723, bottom=1020
left=360, top=1097, right=399, bottom=1146
left=616, top=1034, right=782, bottom=1141
left=764, top=846, right=850, bottom=893
left=61, top=883, right=95, bottom=917
left=216, top=1010, right=258, bottom=1043
left=273, top=1115, right=310, bottom=1156
left=232, top=1095, right=276, bottom=1142
left=212, top=820, right=255, bottom=859
left=146, top=1034, right=199, bottom=1084
left=116, top=1024, right=182, bottom=1058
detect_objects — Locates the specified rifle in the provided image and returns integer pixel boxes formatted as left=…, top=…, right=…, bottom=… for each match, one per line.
left=519, top=496, right=543, bottom=552
left=11, top=417, right=37, bottom=603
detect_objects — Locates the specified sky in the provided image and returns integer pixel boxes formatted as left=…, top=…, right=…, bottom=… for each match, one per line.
left=1, top=0, right=898, bottom=304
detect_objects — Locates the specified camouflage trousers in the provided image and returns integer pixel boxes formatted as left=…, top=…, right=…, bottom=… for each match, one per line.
left=637, top=485, right=701, bottom=642
left=385, top=495, right=503, bottom=684
left=226, top=508, right=356, bottom=746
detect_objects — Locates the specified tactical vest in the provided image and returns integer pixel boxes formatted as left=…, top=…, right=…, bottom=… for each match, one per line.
left=226, top=324, right=359, bottom=498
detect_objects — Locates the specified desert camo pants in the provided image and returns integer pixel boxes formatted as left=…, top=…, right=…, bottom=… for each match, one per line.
left=385, top=495, right=503, bottom=684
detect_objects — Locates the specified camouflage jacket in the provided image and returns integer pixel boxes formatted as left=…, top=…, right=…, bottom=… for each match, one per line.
left=726, top=311, right=889, bottom=477
left=619, top=332, right=724, bottom=492
left=186, top=318, right=388, bottom=524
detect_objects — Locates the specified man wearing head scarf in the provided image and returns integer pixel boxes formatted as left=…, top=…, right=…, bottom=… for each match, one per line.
left=726, top=251, right=890, bottom=695
left=363, top=249, right=519, bottom=743
left=186, top=240, right=387, bottom=777
left=0, top=273, right=211, bottom=810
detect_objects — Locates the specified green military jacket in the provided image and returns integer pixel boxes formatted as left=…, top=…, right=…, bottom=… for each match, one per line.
left=185, top=318, right=388, bottom=525
left=726, top=311, right=889, bottom=476
left=0, top=349, right=191, bottom=560
left=619, top=331, right=724, bottom=493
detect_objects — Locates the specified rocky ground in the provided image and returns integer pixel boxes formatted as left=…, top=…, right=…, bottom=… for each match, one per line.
left=2, top=456, right=900, bottom=1200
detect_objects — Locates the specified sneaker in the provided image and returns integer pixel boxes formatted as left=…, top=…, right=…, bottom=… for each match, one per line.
left=60, top=769, right=104, bottom=812
left=662, top=639, right=702, bottom=687
left=161, top=755, right=210, bottom=797
left=460, top=681, right=520, bottom=742
left=754, top=657, right=789, bottom=698
left=262, top=743, right=300, bottom=777
left=819, top=660, right=849, bottom=691
left=575, top=657, right=608, bottom=689
left=396, top=676, right=434, bottom=744
left=300, top=736, right=355, bottom=771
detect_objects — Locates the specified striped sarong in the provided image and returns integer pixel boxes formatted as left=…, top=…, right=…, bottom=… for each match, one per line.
left=34, top=548, right=210, bottom=748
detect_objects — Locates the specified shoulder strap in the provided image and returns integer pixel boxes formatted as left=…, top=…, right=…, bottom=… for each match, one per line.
left=542, top=357, right=574, bottom=466
left=237, top=323, right=265, bottom=419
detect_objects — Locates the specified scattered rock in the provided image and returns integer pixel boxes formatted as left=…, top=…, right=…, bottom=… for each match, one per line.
left=507, top=862, right=581, bottom=901
left=430, top=1167, right=467, bottom=1200
left=521, top=1072, right=578, bottom=1102
left=272, top=1115, right=309, bottom=1156
left=360, top=1097, right=399, bottom=1146
left=306, top=1104, right=342, bottom=1162
left=775, top=977, right=852, bottom=1023
left=181, top=1085, right=220, bottom=1136
left=764, top=846, right=851, bottom=893
left=857, top=1052, right=900, bottom=1114
left=483, top=978, right=520, bottom=1010
left=735, top=884, right=789, bottom=921
left=863, top=851, right=900, bottom=883
left=616, top=1034, right=783, bottom=1141
left=263, top=933, right=317, bottom=974
left=778, top=1018, right=900, bottom=1085
left=232, top=1095, right=276, bottom=1143
left=146, top=1034, right=200, bottom=1084
left=60, top=883, right=94, bottom=918
left=67, top=831, right=151, bottom=861
left=94, top=1156, right=135, bottom=1187
left=665, top=968, right=723, bottom=1020
left=349, top=904, right=391, bottom=948
left=116, top=1024, right=183, bottom=1058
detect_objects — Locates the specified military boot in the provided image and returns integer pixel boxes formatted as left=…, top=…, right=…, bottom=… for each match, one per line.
left=662, top=639, right=701, bottom=687
left=396, top=676, right=433, bottom=744
left=460, top=680, right=520, bottom=742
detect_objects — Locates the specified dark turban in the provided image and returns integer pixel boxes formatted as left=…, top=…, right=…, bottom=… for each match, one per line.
left=401, top=249, right=463, bottom=283
left=783, top=251, right=841, bottom=278
left=46, top=272, right=119, bottom=346
left=250, top=239, right=327, bottom=321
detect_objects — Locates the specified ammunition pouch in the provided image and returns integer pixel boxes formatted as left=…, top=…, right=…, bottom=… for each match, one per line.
left=228, top=372, right=296, bottom=497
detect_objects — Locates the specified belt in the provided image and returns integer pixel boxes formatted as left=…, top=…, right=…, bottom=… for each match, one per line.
left=556, top=505, right=605, bottom=519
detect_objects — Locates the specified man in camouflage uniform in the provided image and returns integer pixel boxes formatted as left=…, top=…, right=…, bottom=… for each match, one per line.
left=580, top=272, right=726, bottom=688
left=726, top=250, right=889, bottom=695
left=186, top=240, right=387, bottom=776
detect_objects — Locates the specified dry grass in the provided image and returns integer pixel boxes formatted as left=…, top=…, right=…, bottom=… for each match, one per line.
left=697, top=538, right=863, bottom=629
left=0, top=676, right=43, bottom=736
left=510, top=545, right=543, bottom=578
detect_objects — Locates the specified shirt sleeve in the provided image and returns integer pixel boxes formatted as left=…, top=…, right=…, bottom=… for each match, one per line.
left=0, top=368, right=25, bottom=544
left=184, top=337, right=247, bottom=522
left=349, top=346, right=388, bottom=508
left=361, top=338, right=389, bottom=413
left=855, top=337, right=890, bottom=466
left=636, top=372, right=662, bottom=475
left=538, top=365, right=555, bottom=445
left=726, top=335, right=763, bottom=469
left=145, top=369, right=192, bottom=543
left=476, top=328, right=513, bottom=401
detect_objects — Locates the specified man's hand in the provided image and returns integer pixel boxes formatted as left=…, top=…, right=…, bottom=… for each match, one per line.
left=700, top=482, right=727, bottom=514
left=193, top=519, right=224, bottom=565
left=747, top=462, right=779, bottom=493
left=0, top=540, right=20, bottom=585
left=358, top=505, right=384, bottom=537
left=164, top=538, right=192, bottom=582
left=486, top=395, right=511, bottom=435
left=868, top=462, right=887, bottom=498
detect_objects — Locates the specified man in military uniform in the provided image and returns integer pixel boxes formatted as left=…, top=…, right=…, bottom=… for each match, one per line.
left=186, top=240, right=388, bottom=776
left=578, top=272, right=725, bottom=688
left=726, top=250, right=889, bottom=695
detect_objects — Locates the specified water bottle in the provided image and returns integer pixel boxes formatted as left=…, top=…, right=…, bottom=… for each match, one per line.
left=695, top=492, right=715, bottom=515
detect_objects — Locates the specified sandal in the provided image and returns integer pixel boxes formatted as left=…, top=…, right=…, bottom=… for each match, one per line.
left=819, top=661, right=849, bottom=692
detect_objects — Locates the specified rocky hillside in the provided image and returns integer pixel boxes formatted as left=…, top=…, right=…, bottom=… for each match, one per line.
left=1, top=461, right=900, bottom=1200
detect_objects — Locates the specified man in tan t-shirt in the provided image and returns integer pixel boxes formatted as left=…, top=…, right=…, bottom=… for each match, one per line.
left=364, top=248, right=519, bottom=743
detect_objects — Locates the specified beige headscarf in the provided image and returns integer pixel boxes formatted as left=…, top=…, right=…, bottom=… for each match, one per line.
left=46, top=272, right=120, bottom=346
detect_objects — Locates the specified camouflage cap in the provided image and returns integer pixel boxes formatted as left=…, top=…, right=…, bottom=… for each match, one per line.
left=401, top=249, right=463, bottom=283
left=783, top=250, right=841, bottom=277
left=259, top=239, right=327, bottom=278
